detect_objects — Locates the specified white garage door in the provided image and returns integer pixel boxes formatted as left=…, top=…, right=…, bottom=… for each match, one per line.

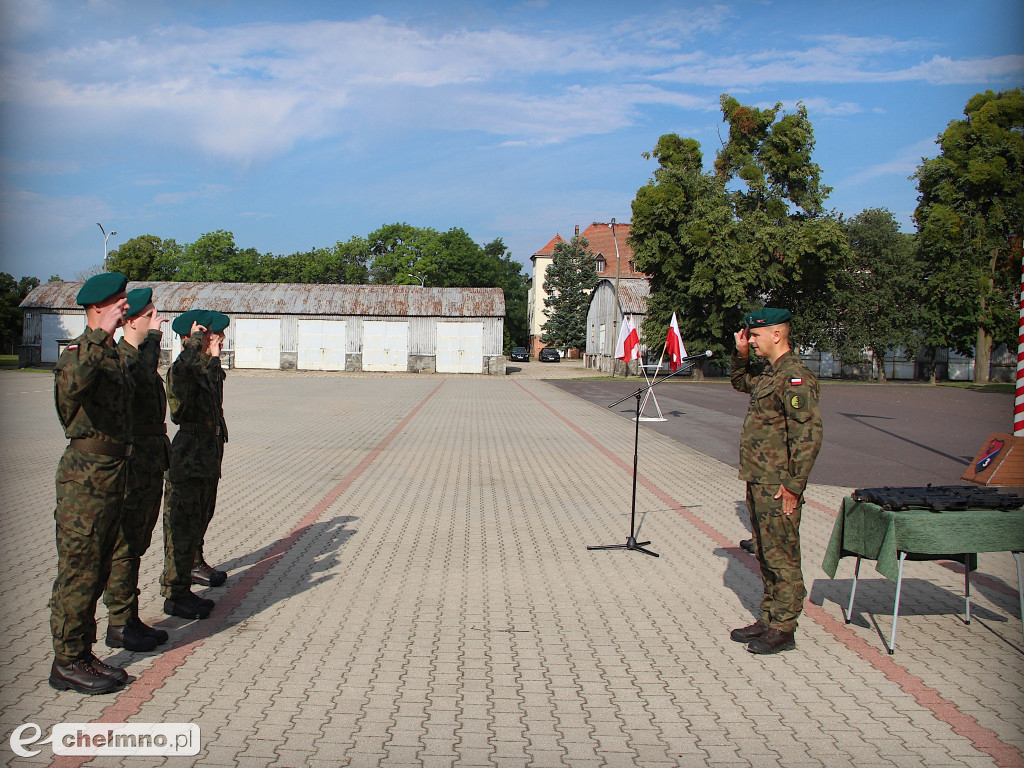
left=362, top=321, right=408, bottom=372
left=298, top=319, right=347, bottom=371
left=42, top=313, right=86, bottom=363
left=436, top=322, right=484, bottom=373
left=234, top=318, right=281, bottom=369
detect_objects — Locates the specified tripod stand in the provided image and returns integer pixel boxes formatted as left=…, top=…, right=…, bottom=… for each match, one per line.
left=587, top=352, right=710, bottom=558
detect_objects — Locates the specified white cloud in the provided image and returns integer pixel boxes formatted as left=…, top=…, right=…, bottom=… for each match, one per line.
left=2, top=16, right=1020, bottom=169
left=841, top=138, right=938, bottom=187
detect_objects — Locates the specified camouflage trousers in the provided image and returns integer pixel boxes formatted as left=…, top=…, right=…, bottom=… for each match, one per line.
left=746, top=482, right=806, bottom=632
left=102, top=465, right=164, bottom=627
left=161, top=476, right=219, bottom=599
left=50, top=449, right=127, bottom=662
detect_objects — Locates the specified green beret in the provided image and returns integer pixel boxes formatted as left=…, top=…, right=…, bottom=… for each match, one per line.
left=171, top=309, right=206, bottom=337
left=76, top=272, right=128, bottom=306
left=743, top=307, right=793, bottom=328
left=206, top=311, right=230, bottom=333
left=124, top=287, right=153, bottom=319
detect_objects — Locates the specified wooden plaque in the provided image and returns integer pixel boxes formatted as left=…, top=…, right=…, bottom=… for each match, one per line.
left=962, top=433, right=1024, bottom=485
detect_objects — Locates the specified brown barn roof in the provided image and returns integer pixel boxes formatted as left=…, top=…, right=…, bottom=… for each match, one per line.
left=21, top=281, right=505, bottom=317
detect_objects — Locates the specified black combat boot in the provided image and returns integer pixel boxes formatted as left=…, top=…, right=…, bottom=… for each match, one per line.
left=106, top=621, right=159, bottom=652
left=48, top=658, right=120, bottom=695
left=164, top=592, right=213, bottom=620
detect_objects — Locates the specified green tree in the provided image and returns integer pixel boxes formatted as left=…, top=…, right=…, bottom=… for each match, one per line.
left=913, top=88, right=1024, bottom=384
left=366, top=223, right=442, bottom=284
left=835, top=209, right=921, bottom=381
left=0, top=273, right=40, bottom=353
left=629, top=96, right=850, bottom=364
left=541, top=234, right=599, bottom=350
left=105, top=235, right=185, bottom=281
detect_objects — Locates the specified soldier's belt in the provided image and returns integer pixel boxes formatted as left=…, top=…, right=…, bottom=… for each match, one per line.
left=69, top=438, right=132, bottom=457
left=178, top=422, right=222, bottom=436
left=133, top=424, right=167, bottom=437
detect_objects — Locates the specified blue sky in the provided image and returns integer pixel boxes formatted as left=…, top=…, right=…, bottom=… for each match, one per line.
left=1, top=0, right=1022, bottom=282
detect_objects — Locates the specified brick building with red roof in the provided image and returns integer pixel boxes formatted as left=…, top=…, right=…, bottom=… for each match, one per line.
left=527, top=222, right=647, bottom=356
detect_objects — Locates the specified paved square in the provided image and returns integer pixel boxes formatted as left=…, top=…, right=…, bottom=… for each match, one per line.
left=1, top=367, right=1021, bottom=767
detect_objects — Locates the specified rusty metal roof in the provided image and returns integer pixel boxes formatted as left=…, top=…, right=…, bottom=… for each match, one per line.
left=21, top=281, right=506, bottom=317
left=614, top=279, right=650, bottom=314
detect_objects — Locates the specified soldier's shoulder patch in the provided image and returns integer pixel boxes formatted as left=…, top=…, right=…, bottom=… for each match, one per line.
left=790, top=393, right=806, bottom=410
left=789, top=376, right=803, bottom=386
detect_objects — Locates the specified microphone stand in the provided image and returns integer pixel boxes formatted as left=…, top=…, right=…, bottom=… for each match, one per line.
left=587, top=352, right=710, bottom=558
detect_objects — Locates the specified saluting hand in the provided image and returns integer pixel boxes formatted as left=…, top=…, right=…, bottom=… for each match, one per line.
left=733, top=328, right=750, bottom=358
left=206, top=331, right=224, bottom=358
left=148, top=310, right=167, bottom=331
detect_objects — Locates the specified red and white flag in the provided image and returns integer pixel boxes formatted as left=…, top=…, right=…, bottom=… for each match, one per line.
left=665, top=312, right=687, bottom=371
left=615, top=315, right=640, bottom=362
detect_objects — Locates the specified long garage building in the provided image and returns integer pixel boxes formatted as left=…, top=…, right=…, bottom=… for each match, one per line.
left=20, top=281, right=507, bottom=374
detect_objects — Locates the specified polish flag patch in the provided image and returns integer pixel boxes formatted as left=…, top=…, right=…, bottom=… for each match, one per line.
left=789, top=377, right=803, bottom=386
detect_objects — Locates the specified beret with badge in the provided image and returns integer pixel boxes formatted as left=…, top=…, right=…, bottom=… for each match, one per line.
left=76, top=272, right=128, bottom=306
left=743, top=307, right=793, bottom=328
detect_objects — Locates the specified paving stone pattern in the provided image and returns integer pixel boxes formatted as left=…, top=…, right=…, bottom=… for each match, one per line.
left=0, top=366, right=1021, bottom=768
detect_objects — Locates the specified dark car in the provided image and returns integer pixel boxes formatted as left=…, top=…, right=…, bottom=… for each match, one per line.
left=510, top=346, right=529, bottom=362
left=538, top=347, right=560, bottom=362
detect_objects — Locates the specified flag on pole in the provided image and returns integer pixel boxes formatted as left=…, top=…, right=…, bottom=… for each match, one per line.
left=615, top=315, right=640, bottom=362
left=665, top=312, right=687, bottom=371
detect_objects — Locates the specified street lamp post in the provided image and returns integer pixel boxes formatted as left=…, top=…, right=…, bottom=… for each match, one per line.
left=408, top=273, right=425, bottom=286
left=97, top=223, right=117, bottom=270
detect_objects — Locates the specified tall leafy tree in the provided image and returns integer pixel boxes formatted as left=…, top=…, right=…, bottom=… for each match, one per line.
left=913, top=87, right=1024, bottom=384
left=540, top=234, right=599, bottom=350
left=0, top=273, right=40, bottom=353
left=629, top=96, right=850, bottom=362
left=106, top=235, right=185, bottom=280
left=836, top=209, right=921, bottom=381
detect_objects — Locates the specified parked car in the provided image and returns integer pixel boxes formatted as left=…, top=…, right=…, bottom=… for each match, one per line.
left=510, top=346, right=529, bottom=362
left=538, top=347, right=560, bottom=363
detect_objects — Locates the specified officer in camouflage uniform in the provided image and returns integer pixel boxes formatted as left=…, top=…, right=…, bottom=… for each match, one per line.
left=102, top=287, right=171, bottom=652
left=161, top=309, right=229, bottom=620
left=49, top=272, right=134, bottom=694
left=729, top=308, right=823, bottom=654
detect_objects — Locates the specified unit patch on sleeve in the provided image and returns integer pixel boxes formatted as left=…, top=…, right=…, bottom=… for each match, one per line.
left=790, top=393, right=806, bottom=410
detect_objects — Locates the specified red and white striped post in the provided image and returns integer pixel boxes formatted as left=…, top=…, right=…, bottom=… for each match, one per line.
left=1015, top=238, right=1024, bottom=435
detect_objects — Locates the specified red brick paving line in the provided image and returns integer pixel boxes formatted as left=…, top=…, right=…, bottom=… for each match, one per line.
left=49, top=380, right=447, bottom=768
left=518, top=381, right=1024, bottom=768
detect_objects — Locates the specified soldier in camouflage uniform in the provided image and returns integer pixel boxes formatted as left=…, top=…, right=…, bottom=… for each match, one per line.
left=49, top=272, right=134, bottom=695
left=729, top=308, right=823, bottom=654
left=160, top=310, right=229, bottom=620
left=102, top=287, right=171, bottom=652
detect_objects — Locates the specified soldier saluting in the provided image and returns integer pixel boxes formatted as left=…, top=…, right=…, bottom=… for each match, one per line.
left=102, top=287, right=171, bottom=652
left=728, top=308, right=823, bottom=654
left=49, top=272, right=134, bottom=694
left=161, top=309, right=229, bottom=620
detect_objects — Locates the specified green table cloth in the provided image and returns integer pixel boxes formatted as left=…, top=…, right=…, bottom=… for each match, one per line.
left=823, top=496, right=1024, bottom=582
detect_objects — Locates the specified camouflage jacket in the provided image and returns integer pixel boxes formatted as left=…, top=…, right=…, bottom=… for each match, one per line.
left=166, top=335, right=227, bottom=480
left=731, top=350, right=823, bottom=496
left=118, top=330, right=171, bottom=474
left=55, top=326, right=133, bottom=443
left=54, top=326, right=132, bottom=493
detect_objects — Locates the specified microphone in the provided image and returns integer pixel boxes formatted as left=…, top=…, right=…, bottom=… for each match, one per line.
left=679, top=350, right=713, bottom=362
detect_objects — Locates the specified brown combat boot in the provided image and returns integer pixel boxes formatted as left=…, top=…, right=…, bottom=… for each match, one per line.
left=730, top=619, right=768, bottom=643
left=747, top=628, right=796, bottom=654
